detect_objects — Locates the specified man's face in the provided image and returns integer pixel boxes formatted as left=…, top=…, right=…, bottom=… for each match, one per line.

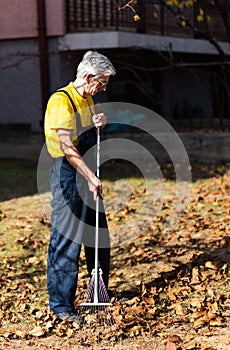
left=86, top=76, right=109, bottom=96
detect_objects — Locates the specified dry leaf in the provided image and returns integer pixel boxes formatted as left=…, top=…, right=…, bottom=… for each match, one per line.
left=167, top=286, right=177, bottom=301
left=25, top=282, right=37, bottom=291
left=210, top=301, right=219, bottom=313
left=29, top=326, right=45, bottom=337
left=46, top=320, right=53, bottom=331
left=15, top=330, right=26, bottom=338
left=35, top=310, right=44, bottom=319
left=169, top=301, right=184, bottom=315
left=205, top=261, right=217, bottom=270
left=165, top=338, right=177, bottom=350
left=209, top=317, right=223, bottom=326
left=125, top=297, right=140, bottom=305
left=191, top=267, right=201, bottom=284
left=190, top=298, right=202, bottom=308
left=193, top=317, right=208, bottom=329
left=133, top=14, right=141, bottom=21
left=66, top=328, right=74, bottom=337
left=27, top=256, right=40, bottom=265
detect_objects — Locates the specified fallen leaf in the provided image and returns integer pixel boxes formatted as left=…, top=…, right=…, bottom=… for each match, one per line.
left=15, top=330, right=26, bottom=338
left=27, top=256, right=40, bottom=265
left=193, top=317, right=208, bottom=329
left=205, top=261, right=217, bottom=270
left=165, top=338, right=177, bottom=350
left=209, top=317, right=223, bottom=326
left=190, top=298, right=202, bottom=309
left=29, top=326, right=45, bottom=337
left=191, top=267, right=201, bottom=284
left=169, top=301, right=184, bottom=315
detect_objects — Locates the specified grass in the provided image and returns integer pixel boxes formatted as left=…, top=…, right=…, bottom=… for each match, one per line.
left=0, top=159, right=37, bottom=200
left=0, top=158, right=230, bottom=350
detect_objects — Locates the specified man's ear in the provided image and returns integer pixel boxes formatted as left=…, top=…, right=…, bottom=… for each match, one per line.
left=85, top=73, right=94, bottom=83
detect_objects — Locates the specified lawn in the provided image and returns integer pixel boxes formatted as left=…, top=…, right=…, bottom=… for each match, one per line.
left=0, top=158, right=229, bottom=350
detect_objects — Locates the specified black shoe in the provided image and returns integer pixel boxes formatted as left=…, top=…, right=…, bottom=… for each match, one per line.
left=56, top=311, right=82, bottom=322
left=107, top=289, right=114, bottom=299
left=118, top=297, right=130, bottom=304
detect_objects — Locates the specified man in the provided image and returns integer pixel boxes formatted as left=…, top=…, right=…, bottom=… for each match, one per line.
left=44, top=51, right=116, bottom=321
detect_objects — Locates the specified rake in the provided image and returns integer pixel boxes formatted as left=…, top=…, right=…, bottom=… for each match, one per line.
left=75, top=127, right=117, bottom=336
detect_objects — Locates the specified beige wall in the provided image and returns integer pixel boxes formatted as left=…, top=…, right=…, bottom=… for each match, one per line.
left=0, top=0, right=65, bottom=39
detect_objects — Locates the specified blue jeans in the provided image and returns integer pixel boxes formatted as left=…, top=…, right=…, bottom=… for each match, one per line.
left=47, top=157, right=110, bottom=314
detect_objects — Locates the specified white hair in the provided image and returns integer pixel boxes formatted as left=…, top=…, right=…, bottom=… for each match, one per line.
left=76, top=51, right=116, bottom=78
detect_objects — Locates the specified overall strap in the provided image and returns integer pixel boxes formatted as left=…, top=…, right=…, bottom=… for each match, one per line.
left=57, top=89, right=94, bottom=118
left=56, top=89, right=82, bottom=132
left=57, top=89, right=78, bottom=113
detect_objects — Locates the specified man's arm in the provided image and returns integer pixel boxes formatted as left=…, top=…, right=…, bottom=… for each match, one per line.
left=57, top=128, right=101, bottom=200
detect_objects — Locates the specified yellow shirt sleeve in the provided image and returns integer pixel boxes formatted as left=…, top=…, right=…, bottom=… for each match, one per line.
left=46, top=94, right=76, bottom=130
left=44, top=93, right=77, bottom=158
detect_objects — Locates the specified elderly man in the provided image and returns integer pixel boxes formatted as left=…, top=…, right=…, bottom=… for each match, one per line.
left=44, top=51, right=116, bottom=321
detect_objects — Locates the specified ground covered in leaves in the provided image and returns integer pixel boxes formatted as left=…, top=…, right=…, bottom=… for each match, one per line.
left=0, top=159, right=229, bottom=350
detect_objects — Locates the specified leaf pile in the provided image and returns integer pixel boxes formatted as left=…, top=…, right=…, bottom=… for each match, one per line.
left=0, top=163, right=229, bottom=349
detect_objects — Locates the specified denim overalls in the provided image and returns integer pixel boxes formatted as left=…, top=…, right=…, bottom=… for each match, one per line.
left=47, top=91, right=110, bottom=314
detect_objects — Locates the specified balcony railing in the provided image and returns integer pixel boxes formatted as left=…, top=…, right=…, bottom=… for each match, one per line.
left=65, top=0, right=228, bottom=42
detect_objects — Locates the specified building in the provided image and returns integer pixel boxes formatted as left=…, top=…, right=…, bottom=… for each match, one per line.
left=0, top=0, right=229, bottom=132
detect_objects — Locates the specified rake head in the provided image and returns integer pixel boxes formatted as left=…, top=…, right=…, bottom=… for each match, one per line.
left=78, top=268, right=115, bottom=325
left=82, top=268, right=111, bottom=305
left=73, top=268, right=117, bottom=344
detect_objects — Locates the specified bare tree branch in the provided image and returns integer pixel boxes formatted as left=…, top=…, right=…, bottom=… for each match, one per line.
left=214, top=0, right=230, bottom=42
left=114, top=0, right=141, bottom=20
left=161, top=0, right=229, bottom=60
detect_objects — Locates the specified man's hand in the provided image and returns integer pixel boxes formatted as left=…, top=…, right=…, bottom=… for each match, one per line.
left=92, top=113, right=107, bottom=128
left=88, top=173, right=102, bottom=200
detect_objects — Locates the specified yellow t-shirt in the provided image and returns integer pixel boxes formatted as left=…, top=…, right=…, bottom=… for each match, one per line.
left=44, top=82, right=94, bottom=158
